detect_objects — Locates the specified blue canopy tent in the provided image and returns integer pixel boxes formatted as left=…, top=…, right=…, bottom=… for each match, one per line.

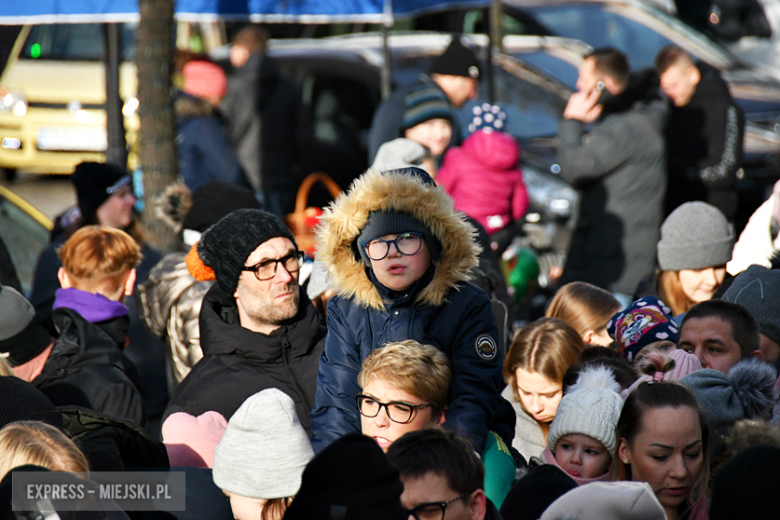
left=0, top=0, right=493, bottom=163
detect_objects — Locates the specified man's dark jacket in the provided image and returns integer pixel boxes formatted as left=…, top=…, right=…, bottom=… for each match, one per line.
left=163, top=285, right=326, bottom=435
left=220, top=53, right=304, bottom=193
left=665, top=62, right=744, bottom=220
left=34, top=308, right=147, bottom=428
left=557, top=70, right=668, bottom=296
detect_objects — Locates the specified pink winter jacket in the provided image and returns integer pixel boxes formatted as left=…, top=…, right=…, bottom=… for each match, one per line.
left=437, top=130, right=529, bottom=234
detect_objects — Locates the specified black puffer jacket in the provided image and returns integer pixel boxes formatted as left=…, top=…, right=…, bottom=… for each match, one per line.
left=665, top=62, right=744, bottom=220
left=34, top=308, right=146, bottom=429
left=163, top=285, right=326, bottom=435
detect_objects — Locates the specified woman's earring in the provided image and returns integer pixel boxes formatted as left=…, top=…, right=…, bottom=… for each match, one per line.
left=623, top=459, right=629, bottom=464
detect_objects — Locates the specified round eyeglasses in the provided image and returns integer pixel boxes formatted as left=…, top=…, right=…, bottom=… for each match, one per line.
left=361, top=232, right=424, bottom=261
left=356, top=394, right=431, bottom=424
left=405, top=492, right=474, bottom=520
left=241, top=252, right=303, bottom=281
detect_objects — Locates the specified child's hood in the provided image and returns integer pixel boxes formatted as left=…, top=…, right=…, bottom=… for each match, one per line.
left=316, top=168, right=480, bottom=311
left=461, top=130, right=521, bottom=171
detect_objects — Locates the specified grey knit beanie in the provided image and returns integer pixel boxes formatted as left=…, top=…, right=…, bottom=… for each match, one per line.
left=212, top=388, right=314, bottom=499
left=547, top=366, right=624, bottom=454
left=657, top=201, right=734, bottom=270
left=679, top=358, right=777, bottom=429
left=0, top=285, right=51, bottom=366
left=722, top=265, right=780, bottom=347
left=540, top=482, right=666, bottom=520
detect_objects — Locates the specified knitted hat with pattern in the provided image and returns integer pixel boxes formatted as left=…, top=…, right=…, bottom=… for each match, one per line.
left=547, top=365, right=623, bottom=454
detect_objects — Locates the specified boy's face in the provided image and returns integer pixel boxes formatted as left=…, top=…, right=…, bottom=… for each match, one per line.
left=367, top=233, right=432, bottom=292
left=359, top=377, right=442, bottom=452
left=554, top=433, right=612, bottom=479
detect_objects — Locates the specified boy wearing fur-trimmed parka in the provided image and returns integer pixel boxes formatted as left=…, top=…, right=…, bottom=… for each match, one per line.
left=310, top=167, right=515, bottom=454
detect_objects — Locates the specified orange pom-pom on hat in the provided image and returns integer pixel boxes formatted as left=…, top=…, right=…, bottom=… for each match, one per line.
left=186, top=242, right=216, bottom=282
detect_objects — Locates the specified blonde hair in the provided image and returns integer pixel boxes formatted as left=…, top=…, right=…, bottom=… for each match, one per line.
left=504, top=318, right=585, bottom=399
left=358, top=340, right=452, bottom=414
left=0, top=356, right=14, bottom=376
left=0, top=421, right=89, bottom=480
left=59, top=225, right=141, bottom=294
left=658, top=269, right=695, bottom=316
left=546, top=282, right=621, bottom=338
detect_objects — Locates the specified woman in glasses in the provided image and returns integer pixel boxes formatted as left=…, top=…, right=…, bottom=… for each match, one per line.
left=357, top=339, right=516, bottom=508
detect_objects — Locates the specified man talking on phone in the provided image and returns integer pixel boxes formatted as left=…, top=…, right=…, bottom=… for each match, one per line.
left=555, top=48, right=668, bottom=306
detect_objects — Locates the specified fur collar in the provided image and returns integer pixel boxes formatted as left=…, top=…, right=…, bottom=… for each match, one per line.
left=316, top=169, right=480, bottom=310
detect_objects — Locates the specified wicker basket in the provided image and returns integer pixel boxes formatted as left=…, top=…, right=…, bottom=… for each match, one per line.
left=285, top=172, right=341, bottom=255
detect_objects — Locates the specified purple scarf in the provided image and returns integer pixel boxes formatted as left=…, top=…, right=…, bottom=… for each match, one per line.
left=53, top=288, right=128, bottom=323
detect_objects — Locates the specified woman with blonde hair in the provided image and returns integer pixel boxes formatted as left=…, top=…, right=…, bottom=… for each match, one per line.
left=502, top=317, right=585, bottom=461
left=0, top=421, right=89, bottom=479
left=546, top=281, right=621, bottom=347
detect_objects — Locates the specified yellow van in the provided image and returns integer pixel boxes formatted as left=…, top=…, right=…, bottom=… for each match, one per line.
left=0, top=22, right=225, bottom=180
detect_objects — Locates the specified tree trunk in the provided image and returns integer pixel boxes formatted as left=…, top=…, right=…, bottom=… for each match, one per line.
left=136, top=0, right=178, bottom=253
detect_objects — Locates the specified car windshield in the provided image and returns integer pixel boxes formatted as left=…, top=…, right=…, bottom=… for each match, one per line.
left=393, top=53, right=567, bottom=139
left=524, top=2, right=738, bottom=70
left=509, top=50, right=580, bottom=89
left=20, top=23, right=136, bottom=62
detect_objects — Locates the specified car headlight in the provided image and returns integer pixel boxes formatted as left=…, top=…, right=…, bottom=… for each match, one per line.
left=522, top=164, right=579, bottom=219
left=0, top=88, right=27, bottom=117
left=122, top=96, right=139, bottom=117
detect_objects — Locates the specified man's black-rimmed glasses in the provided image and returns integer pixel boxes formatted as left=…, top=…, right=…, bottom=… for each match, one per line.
left=241, top=251, right=303, bottom=281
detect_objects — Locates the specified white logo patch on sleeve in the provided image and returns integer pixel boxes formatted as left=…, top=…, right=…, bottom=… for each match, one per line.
left=475, top=334, right=498, bottom=361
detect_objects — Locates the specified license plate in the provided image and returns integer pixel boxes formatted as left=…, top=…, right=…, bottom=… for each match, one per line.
left=37, top=126, right=107, bottom=152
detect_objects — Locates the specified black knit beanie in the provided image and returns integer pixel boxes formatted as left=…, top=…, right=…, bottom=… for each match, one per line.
left=399, top=83, right=455, bottom=134
left=355, top=167, right=443, bottom=265
left=501, top=465, right=577, bottom=520
left=0, top=285, right=52, bottom=366
left=429, top=36, right=481, bottom=79
left=722, top=265, right=780, bottom=347
left=196, top=209, right=296, bottom=295
left=71, top=161, right=132, bottom=219
left=0, top=376, right=63, bottom=429
left=282, top=432, right=406, bottom=520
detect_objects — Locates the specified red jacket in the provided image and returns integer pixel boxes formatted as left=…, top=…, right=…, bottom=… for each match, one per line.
left=438, top=130, right=528, bottom=234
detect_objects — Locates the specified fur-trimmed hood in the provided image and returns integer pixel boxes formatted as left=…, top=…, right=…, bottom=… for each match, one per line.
left=316, top=168, right=480, bottom=310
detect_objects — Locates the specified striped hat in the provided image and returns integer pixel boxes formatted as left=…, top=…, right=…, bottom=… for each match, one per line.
left=399, top=84, right=454, bottom=133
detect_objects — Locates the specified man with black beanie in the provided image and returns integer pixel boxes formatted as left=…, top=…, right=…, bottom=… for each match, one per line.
left=163, top=209, right=326, bottom=435
left=368, top=35, right=481, bottom=163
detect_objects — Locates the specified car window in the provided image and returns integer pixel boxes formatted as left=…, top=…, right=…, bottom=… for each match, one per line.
left=20, top=23, right=137, bottom=62
left=394, top=54, right=567, bottom=140
left=0, top=192, right=50, bottom=295
left=511, top=50, right=580, bottom=89
left=524, top=3, right=736, bottom=70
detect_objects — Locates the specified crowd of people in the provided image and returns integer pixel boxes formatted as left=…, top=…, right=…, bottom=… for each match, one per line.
left=0, top=30, right=779, bottom=520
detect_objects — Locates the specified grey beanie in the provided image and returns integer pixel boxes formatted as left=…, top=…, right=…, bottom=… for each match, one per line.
left=547, top=366, right=623, bottom=454
left=679, top=358, right=777, bottom=429
left=306, top=259, right=333, bottom=301
left=540, top=482, right=666, bottom=520
left=722, top=265, right=780, bottom=347
left=0, top=285, right=51, bottom=366
left=657, top=201, right=734, bottom=270
left=212, top=388, right=314, bottom=499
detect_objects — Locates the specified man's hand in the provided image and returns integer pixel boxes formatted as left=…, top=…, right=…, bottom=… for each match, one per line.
left=563, top=87, right=603, bottom=123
